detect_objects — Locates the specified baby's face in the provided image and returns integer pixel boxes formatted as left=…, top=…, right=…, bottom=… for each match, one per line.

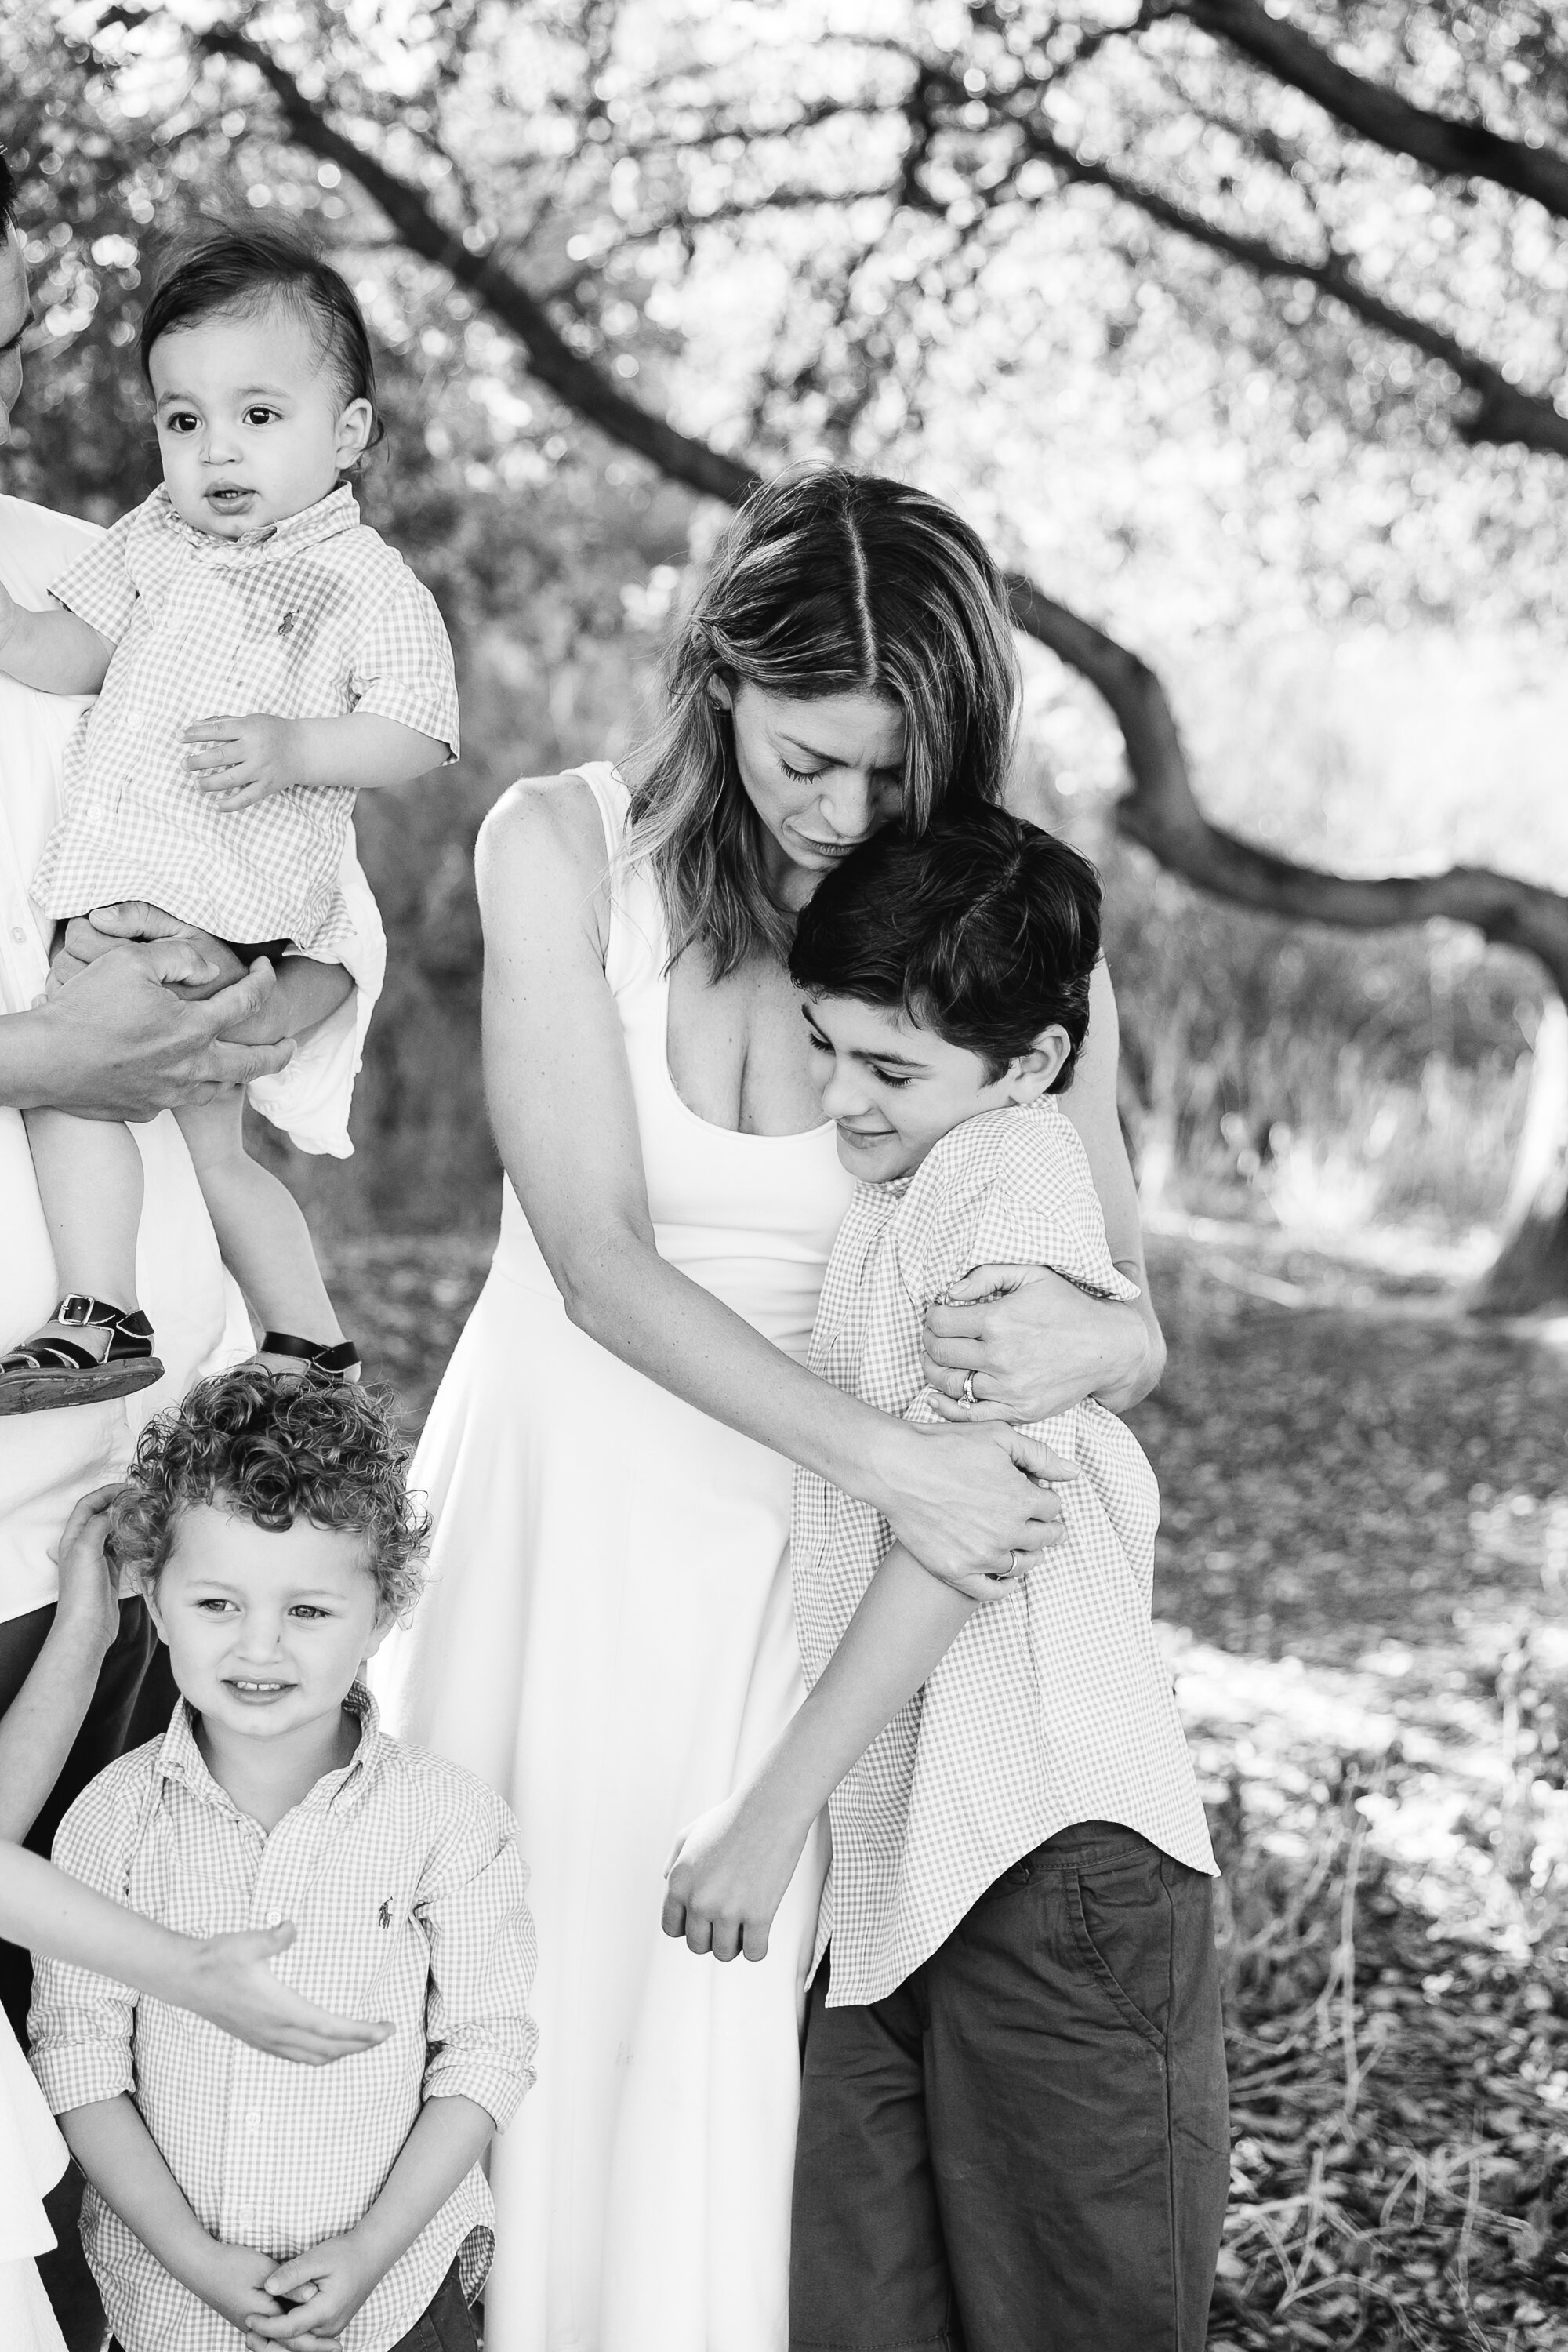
left=804, top=993, right=1069, bottom=1181
left=148, top=297, right=372, bottom=539
left=146, top=1502, right=388, bottom=1750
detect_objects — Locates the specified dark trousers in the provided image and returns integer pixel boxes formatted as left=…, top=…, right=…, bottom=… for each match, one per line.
left=789, top=1822, right=1230, bottom=2352
left=110, top=2259, right=477, bottom=2352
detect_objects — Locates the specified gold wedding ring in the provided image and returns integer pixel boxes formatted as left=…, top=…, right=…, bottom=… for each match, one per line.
left=961, top=1367, right=980, bottom=1408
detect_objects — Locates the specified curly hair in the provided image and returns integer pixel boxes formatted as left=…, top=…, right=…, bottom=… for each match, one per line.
left=108, top=1367, right=430, bottom=1621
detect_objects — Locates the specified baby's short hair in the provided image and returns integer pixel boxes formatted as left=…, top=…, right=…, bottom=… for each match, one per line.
left=109, top=1367, right=429, bottom=1620
left=789, top=803, right=1102, bottom=1087
left=138, top=218, right=383, bottom=451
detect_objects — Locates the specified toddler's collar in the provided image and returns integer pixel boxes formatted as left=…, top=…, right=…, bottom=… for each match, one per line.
left=149, top=478, right=361, bottom=556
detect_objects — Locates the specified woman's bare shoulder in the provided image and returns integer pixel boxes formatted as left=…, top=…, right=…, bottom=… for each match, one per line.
left=477, top=771, right=612, bottom=904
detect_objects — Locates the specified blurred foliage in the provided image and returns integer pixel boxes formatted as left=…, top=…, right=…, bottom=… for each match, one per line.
left=2, top=0, right=1563, bottom=1227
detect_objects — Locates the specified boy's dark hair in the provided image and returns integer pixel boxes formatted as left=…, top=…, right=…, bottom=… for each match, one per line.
left=789, top=804, right=1102, bottom=1089
left=0, top=150, right=16, bottom=230
left=138, top=219, right=384, bottom=454
left=108, top=1367, right=429, bottom=1618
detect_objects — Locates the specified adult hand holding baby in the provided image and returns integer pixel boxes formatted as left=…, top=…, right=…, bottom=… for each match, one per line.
left=9, top=932, right=294, bottom=1116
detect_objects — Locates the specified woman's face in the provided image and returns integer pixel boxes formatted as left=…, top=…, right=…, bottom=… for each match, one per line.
left=719, top=680, right=907, bottom=909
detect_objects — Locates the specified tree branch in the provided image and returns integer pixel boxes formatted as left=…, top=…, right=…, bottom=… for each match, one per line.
left=195, top=23, right=760, bottom=506
left=1004, top=111, right=1568, bottom=457
left=1174, top=0, right=1568, bottom=223
left=1006, top=572, right=1568, bottom=998
left=192, top=22, right=1568, bottom=1011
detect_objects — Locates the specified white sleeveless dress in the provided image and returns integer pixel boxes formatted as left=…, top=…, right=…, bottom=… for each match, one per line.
left=0, top=2004, right=68, bottom=2352
left=375, top=765, right=855, bottom=2352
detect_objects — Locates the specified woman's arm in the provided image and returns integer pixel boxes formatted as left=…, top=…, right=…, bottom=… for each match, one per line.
left=920, top=962, right=1166, bottom=1421
left=0, top=1490, right=121, bottom=1842
left=477, top=777, right=1069, bottom=1590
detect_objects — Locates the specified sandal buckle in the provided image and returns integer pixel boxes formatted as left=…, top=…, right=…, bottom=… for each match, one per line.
left=56, top=1294, right=109, bottom=1328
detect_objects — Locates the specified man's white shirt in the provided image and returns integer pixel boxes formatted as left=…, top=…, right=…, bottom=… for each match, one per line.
left=0, top=495, right=253, bottom=1619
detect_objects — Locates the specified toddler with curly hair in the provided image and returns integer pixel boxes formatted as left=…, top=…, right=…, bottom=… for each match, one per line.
left=28, top=1368, right=538, bottom=2352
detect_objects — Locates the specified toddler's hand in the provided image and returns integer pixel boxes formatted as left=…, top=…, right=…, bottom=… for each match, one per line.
left=191, top=2241, right=287, bottom=2336
left=184, top=713, right=303, bottom=808
left=662, top=1788, right=809, bottom=1965
left=246, top=2227, right=384, bottom=2345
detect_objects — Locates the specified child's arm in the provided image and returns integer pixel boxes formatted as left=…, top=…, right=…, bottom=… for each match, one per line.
left=60, top=2095, right=289, bottom=2337
left=664, top=1544, right=991, bottom=1962
left=183, top=711, right=449, bottom=809
left=0, top=1488, right=120, bottom=1841
left=0, top=579, right=114, bottom=693
left=245, top=2096, right=495, bottom=2350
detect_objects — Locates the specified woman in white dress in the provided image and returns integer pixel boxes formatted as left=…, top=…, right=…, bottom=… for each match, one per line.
left=375, top=472, right=1165, bottom=2352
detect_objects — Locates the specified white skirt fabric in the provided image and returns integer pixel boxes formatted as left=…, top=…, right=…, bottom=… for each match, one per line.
left=0, top=2002, right=67, bottom=2352
left=376, top=1254, right=829, bottom=2352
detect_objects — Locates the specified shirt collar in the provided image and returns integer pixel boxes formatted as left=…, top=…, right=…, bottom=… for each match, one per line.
left=155, top=1679, right=387, bottom=1819
left=147, top=479, right=361, bottom=558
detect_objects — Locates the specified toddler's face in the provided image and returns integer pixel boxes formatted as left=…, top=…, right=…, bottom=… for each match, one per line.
left=147, top=297, right=372, bottom=539
left=804, top=992, right=1069, bottom=1181
left=146, top=1502, right=389, bottom=1749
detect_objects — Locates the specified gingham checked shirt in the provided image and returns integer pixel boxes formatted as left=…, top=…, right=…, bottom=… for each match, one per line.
left=31, top=484, right=459, bottom=959
left=29, top=1686, right=538, bottom=2352
left=794, top=1098, right=1216, bottom=2008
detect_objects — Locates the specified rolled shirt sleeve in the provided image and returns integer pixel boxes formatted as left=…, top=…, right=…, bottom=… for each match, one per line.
left=417, top=1788, right=539, bottom=2130
left=48, top=507, right=141, bottom=646
left=349, top=571, right=460, bottom=762
left=28, top=1779, right=142, bottom=2118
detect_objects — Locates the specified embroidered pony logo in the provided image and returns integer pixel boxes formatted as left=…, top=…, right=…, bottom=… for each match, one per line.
left=378, top=1898, right=394, bottom=1929
left=278, top=609, right=297, bottom=637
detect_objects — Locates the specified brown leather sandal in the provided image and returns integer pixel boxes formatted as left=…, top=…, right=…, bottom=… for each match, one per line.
left=0, top=1294, right=164, bottom=1416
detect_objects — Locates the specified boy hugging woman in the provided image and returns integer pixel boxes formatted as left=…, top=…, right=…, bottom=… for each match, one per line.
left=0, top=219, right=457, bottom=1411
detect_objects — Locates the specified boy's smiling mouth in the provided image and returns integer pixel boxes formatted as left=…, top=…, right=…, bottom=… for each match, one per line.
left=225, top=1677, right=296, bottom=1702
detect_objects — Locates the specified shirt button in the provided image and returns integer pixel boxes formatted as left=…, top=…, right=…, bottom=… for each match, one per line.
left=9, top=927, right=24, bottom=943
left=245, top=2109, right=262, bottom=2129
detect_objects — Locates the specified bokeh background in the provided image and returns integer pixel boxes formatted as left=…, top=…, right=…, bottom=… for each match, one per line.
left=6, top=4, right=1568, bottom=2342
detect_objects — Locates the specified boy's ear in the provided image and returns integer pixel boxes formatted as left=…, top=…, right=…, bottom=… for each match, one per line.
left=361, top=1606, right=397, bottom=1664
left=142, top=1577, right=170, bottom=1645
left=1004, top=1028, right=1072, bottom=1103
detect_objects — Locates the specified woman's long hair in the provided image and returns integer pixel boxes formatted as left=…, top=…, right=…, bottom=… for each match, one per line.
left=625, top=469, right=1019, bottom=976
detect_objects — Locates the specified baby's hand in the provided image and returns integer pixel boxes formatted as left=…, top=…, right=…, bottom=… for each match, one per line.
left=184, top=713, right=303, bottom=808
left=245, top=2227, right=384, bottom=2346
left=662, top=1788, right=809, bottom=1965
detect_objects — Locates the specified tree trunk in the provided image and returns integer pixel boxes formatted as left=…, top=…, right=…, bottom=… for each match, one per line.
left=1471, top=996, right=1568, bottom=1315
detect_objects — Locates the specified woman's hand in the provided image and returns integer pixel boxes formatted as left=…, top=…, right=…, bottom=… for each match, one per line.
left=869, top=1417, right=1077, bottom=1590
left=49, top=1486, right=123, bottom=1658
left=170, top=1922, right=392, bottom=2064
left=51, top=905, right=248, bottom=1004
left=921, top=1264, right=1152, bottom=1423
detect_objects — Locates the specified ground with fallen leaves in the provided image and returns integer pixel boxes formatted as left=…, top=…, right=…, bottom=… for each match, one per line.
left=324, top=1215, right=1568, bottom=2350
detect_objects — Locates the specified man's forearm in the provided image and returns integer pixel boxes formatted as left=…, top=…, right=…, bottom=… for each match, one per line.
left=0, top=602, right=112, bottom=695
left=0, top=1004, right=76, bottom=1112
